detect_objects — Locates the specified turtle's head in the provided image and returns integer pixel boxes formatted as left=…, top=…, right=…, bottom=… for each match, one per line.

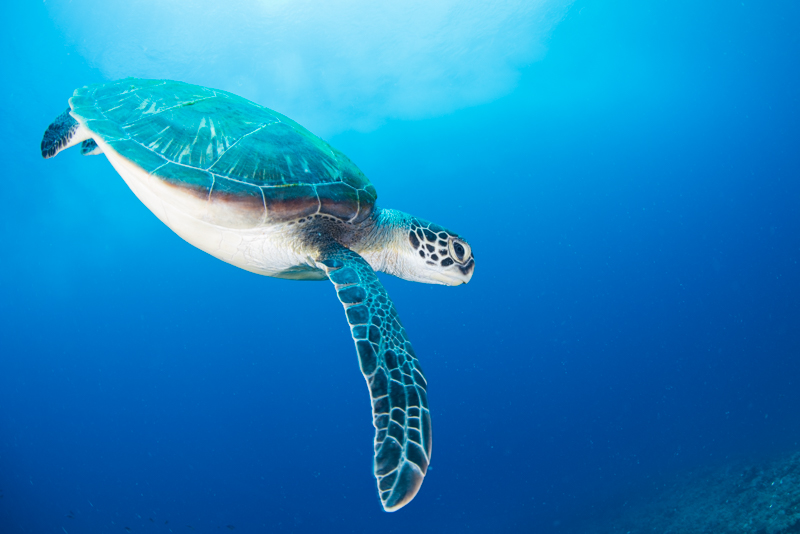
left=365, top=209, right=474, bottom=286
left=403, top=216, right=475, bottom=285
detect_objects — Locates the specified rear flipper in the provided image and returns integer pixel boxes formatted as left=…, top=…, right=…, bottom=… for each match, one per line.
left=41, top=107, right=91, bottom=159
left=80, top=139, right=102, bottom=156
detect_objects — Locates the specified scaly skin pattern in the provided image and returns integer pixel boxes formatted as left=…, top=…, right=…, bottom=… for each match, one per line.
left=318, top=242, right=432, bottom=512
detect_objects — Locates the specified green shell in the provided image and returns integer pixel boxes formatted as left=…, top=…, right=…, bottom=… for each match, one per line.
left=69, top=78, right=377, bottom=224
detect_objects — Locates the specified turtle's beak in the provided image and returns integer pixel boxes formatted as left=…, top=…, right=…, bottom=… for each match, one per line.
left=458, top=258, right=475, bottom=284
left=430, top=259, right=474, bottom=286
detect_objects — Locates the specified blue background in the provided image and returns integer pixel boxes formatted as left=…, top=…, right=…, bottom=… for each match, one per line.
left=2, top=1, right=799, bottom=532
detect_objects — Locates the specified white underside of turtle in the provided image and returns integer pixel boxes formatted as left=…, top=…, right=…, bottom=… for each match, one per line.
left=41, top=78, right=475, bottom=512
left=100, top=131, right=322, bottom=279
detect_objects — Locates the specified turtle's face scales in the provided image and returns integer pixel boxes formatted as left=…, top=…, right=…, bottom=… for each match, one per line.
left=405, top=218, right=474, bottom=286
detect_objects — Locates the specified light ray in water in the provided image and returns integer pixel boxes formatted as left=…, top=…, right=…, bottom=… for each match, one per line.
left=44, top=0, right=574, bottom=134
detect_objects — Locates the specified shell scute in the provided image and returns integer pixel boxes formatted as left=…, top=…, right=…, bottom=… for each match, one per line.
left=83, top=119, right=127, bottom=142
left=68, top=95, right=96, bottom=112
left=107, top=139, right=168, bottom=173
left=262, top=184, right=319, bottom=222
left=208, top=123, right=300, bottom=184
left=122, top=100, right=271, bottom=170
left=158, top=163, right=213, bottom=198
left=316, top=182, right=361, bottom=222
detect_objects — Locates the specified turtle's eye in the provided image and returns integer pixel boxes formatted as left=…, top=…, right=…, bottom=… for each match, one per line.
left=448, top=238, right=471, bottom=264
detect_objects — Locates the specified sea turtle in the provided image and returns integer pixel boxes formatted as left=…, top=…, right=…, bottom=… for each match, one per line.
left=41, top=78, right=474, bottom=511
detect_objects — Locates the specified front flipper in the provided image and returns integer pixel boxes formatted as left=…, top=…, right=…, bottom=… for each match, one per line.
left=318, top=243, right=432, bottom=512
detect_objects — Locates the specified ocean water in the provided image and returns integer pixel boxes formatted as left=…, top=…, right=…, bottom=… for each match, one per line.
left=2, top=1, right=800, bottom=533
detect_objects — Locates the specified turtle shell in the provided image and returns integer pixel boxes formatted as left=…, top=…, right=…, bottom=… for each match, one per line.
left=69, top=78, right=377, bottom=226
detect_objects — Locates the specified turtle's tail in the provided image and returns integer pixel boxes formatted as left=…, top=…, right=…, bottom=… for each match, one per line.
left=41, top=107, right=91, bottom=159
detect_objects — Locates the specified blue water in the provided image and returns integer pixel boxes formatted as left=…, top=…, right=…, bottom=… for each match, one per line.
left=2, top=1, right=799, bottom=532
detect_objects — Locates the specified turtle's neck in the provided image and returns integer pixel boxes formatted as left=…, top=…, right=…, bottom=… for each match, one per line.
left=352, top=207, right=412, bottom=276
left=299, top=206, right=413, bottom=277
